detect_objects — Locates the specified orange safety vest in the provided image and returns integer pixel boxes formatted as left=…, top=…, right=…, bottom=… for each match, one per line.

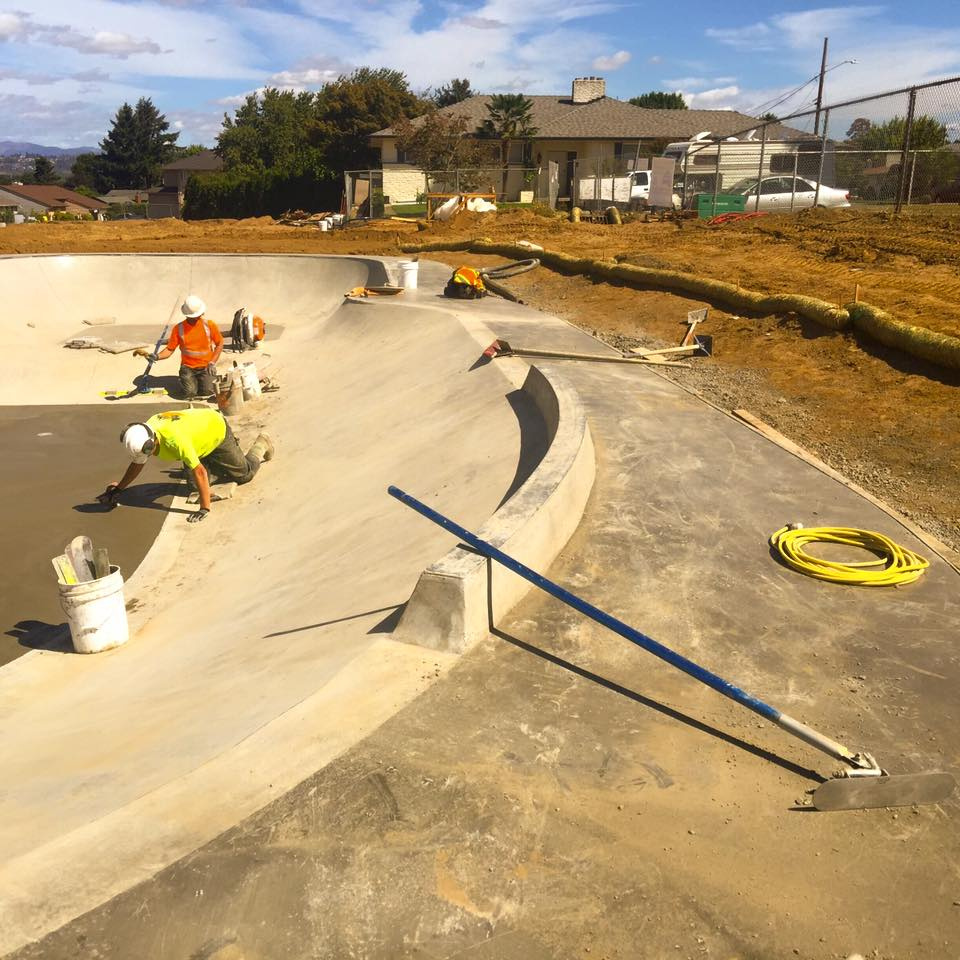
left=169, top=318, right=221, bottom=368
left=451, top=266, right=486, bottom=293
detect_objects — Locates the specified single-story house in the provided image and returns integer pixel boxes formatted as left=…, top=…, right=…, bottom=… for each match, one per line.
left=0, top=183, right=106, bottom=217
left=100, top=188, right=151, bottom=205
left=148, top=149, right=223, bottom=219
left=369, top=76, right=810, bottom=204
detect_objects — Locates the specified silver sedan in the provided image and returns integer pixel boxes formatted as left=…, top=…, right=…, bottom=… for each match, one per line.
left=730, top=176, right=851, bottom=211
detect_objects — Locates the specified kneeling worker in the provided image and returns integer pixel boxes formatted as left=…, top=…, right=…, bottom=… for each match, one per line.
left=136, top=294, right=223, bottom=399
left=99, top=409, right=274, bottom=523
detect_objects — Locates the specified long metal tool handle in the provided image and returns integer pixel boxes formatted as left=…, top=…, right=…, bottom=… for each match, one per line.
left=388, top=485, right=860, bottom=767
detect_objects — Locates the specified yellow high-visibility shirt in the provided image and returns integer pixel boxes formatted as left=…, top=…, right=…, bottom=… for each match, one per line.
left=146, top=409, right=227, bottom=470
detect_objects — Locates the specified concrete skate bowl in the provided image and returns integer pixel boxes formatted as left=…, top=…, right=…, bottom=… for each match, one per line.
left=0, top=253, right=595, bottom=954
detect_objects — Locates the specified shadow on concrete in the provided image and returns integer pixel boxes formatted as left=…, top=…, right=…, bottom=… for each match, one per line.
left=8, top=619, right=72, bottom=653
left=261, top=603, right=407, bottom=640
left=498, top=390, right=550, bottom=509
left=73, top=481, right=191, bottom=517
left=491, top=627, right=825, bottom=784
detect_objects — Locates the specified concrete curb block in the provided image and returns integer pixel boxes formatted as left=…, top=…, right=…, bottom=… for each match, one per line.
left=394, top=364, right=596, bottom=654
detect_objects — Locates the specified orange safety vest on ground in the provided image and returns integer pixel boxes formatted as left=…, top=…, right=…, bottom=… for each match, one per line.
left=167, top=318, right=223, bottom=368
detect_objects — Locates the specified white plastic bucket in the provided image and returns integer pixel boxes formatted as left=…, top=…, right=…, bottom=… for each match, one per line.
left=319, top=220, right=329, bottom=232
left=239, top=361, right=261, bottom=400
left=399, top=260, right=419, bottom=290
left=59, top=565, right=129, bottom=654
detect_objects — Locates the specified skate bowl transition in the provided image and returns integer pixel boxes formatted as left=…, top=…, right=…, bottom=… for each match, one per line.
left=0, top=254, right=595, bottom=952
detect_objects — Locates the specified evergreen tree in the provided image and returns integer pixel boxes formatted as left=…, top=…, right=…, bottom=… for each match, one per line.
left=32, top=156, right=59, bottom=184
left=99, top=98, right=179, bottom=188
left=629, top=91, right=687, bottom=109
left=69, top=153, right=111, bottom=193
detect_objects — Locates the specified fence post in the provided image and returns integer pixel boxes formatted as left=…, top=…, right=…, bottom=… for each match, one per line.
left=752, top=123, right=768, bottom=212
left=895, top=88, right=917, bottom=214
left=907, top=151, right=917, bottom=206
left=712, top=141, right=722, bottom=215
left=791, top=151, right=799, bottom=211
left=813, top=108, right=830, bottom=207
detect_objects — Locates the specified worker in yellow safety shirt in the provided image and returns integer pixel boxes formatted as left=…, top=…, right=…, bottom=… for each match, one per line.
left=97, top=409, right=274, bottom=523
left=135, top=294, right=224, bottom=399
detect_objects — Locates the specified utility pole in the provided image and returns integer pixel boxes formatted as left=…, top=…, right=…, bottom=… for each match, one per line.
left=813, top=36, right=829, bottom=136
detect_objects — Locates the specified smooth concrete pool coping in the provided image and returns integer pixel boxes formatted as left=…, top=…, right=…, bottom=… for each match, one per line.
left=0, top=255, right=597, bottom=953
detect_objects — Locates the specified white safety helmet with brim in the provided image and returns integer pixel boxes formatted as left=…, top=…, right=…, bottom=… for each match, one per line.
left=181, top=294, right=206, bottom=319
left=121, top=422, right=156, bottom=464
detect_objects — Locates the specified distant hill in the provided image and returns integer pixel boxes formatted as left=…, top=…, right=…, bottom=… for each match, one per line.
left=0, top=141, right=99, bottom=157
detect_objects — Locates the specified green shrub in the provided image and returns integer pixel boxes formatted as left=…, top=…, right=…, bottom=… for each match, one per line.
left=182, top=170, right=341, bottom=219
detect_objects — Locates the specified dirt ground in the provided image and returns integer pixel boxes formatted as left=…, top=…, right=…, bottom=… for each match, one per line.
left=4, top=209, right=956, bottom=555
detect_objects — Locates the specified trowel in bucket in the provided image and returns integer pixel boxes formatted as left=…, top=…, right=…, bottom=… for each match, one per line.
left=388, top=485, right=956, bottom=812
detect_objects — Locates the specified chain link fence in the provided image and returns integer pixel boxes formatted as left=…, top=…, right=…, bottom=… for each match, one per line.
left=354, top=75, right=959, bottom=219
left=345, top=166, right=543, bottom=218
left=673, top=75, right=960, bottom=213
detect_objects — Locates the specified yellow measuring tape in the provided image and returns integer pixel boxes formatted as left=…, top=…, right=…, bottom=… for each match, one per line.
left=769, top=524, right=929, bottom=587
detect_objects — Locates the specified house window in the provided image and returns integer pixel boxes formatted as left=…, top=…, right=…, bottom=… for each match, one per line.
left=507, top=142, right=524, bottom=164
left=769, top=153, right=796, bottom=173
left=614, top=142, right=624, bottom=160
left=395, top=147, right=408, bottom=164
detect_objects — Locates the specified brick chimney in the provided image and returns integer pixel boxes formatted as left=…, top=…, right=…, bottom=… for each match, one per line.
left=571, top=76, right=606, bottom=103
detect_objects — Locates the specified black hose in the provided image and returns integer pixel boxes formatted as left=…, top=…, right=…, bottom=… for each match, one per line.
left=480, top=258, right=540, bottom=280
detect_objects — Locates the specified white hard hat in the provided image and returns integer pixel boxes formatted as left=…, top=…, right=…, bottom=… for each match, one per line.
left=121, top=423, right=156, bottom=464
left=181, top=294, right=206, bottom=319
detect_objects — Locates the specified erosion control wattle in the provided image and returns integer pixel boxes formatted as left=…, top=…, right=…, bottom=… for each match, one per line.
left=389, top=485, right=956, bottom=812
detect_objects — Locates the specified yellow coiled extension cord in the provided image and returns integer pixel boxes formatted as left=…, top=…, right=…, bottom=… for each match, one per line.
left=769, top=524, right=929, bottom=587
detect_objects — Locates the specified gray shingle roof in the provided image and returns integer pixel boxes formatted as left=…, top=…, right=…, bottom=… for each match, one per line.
left=163, top=149, right=223, bottom=172
left=372, top=95, right=809, bottom=142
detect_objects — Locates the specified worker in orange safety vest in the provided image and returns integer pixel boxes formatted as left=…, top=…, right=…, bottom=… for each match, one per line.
left=136, top=294, right=224, bottom=399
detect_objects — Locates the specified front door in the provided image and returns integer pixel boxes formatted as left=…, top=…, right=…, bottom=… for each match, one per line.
left=547, top=151, right=575, bottom=200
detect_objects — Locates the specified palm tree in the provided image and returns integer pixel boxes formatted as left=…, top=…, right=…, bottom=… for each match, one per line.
left=481, top=94, right=538, bottom=197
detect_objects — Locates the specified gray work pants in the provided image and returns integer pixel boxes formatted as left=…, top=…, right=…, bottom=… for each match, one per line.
left=201, top=422, right=259, bottom=485
left=179, top=364, right=217, bottom=399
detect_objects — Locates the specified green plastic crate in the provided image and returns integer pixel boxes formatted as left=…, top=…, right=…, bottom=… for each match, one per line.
left=696, top=193, right=747, bottom=218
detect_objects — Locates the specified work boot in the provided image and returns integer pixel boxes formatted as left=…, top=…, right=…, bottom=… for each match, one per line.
left=247, top=432, right=274, bottom=463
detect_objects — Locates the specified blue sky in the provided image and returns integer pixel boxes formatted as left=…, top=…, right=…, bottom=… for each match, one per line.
left=0, top=1, right=958, bottom=147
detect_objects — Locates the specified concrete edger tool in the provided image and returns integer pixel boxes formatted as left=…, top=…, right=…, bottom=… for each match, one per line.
left=388, top=485, right=956, bottom=812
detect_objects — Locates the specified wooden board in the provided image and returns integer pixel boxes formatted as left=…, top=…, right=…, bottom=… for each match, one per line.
left=813, top=773, right=955, bottom=811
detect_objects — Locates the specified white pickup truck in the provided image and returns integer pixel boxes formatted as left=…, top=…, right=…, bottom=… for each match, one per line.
left=628, top=169, right=681, bottom=209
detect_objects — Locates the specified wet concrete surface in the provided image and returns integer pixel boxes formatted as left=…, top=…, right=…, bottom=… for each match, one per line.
left=0, top=404, right=179, bottom=664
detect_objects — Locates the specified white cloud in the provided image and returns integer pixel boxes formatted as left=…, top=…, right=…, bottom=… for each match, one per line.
left=461, top=16, right=505, bottom=28
left=705, top=21, right=772, bottom=50
left=665, top=76, right=708, bottom=90
left=266, top=54, right=351, bottom=89
left=0, top=11, right=29, bottom=40
left=43, top=27, right=164, bottom=58
left=592, top=49, right=630, bottom=71
left=686, top=85, right=739, bottom=108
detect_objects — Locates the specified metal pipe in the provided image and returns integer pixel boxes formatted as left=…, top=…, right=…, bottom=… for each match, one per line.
left=387, top=485, right=861, bottom=767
